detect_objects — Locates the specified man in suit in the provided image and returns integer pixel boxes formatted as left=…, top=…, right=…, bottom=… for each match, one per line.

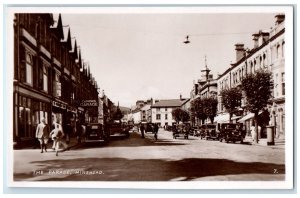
left=35, top=118, right=50, bottom=153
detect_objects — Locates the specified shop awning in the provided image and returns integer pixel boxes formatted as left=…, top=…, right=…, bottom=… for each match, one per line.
left=237, top=112, right=262, bottom=123
left=214, top=113, right=241, bottom=123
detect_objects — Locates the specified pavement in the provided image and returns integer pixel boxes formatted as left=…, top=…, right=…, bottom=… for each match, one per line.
left=161, top=129, right=285, bottom=149
left=243, top=136, right=285, bottom=149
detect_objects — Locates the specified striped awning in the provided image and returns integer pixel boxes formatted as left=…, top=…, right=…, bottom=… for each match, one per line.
left=214, top=113, right=241, bottom=123
left=237, top=111, right=262, bottom=122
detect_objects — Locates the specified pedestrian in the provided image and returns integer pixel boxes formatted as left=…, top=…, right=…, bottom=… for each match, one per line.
left=154, top=123, right=159, bottom=141
left=50, top=121, right=68, bottom=156
left=258, top=125, right=262, bottom=139
left=66, top=123, right=72, bottom=144
left=75, top=118, right=83, bottom=144
left=250, top=123, right=256, bottom=142
left=140, top=124, right=145, bottom=138
left=35, top=118, right=50, bottom=153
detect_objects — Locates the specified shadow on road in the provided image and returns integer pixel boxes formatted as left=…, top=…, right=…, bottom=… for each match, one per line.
left=14, top=157, right=285, bottom=181
left=72, top=132, right=187, bottom=150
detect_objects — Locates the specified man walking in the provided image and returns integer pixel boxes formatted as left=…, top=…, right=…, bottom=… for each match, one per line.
left=140, top=123, right=145, bottom=138
left=35, top=118, right=50, bottom=153
left=153, top=123, right=159, bottom=141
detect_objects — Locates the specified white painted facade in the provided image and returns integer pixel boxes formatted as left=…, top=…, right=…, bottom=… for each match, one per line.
left=151, top=107, right=175, bottom=127
left=216, top=15, right=285, bottom=138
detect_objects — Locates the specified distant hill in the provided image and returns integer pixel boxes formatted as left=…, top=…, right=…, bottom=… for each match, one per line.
left=119, top=106, right=131, bottom=114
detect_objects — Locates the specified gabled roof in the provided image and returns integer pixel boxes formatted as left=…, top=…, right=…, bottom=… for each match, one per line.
left=151, top=99, right=189, bottom=108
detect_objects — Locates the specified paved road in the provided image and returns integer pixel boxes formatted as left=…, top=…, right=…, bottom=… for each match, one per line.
left=13, top=129, right=285, bottom=181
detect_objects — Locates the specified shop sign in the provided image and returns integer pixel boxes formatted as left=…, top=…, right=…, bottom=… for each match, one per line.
left=78, top=107, right=84, bottom=112
left=80, top=100, right=98, bottom=107
left=67, top=106, right=77, bottom=113
left=52, top=101, right=66, bottom=109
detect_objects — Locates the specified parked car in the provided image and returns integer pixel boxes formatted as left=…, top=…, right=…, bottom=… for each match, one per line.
left=107, top=121, right=130, bottom=139
left=145, top=123, right=154, bottom=133
left=84, top=123, right=109, bottom=145
left=218, top=123, right=244, bottom=143
left=172, top=123, right=189, bottom=139
left=200, top=124, right=218, bottom=140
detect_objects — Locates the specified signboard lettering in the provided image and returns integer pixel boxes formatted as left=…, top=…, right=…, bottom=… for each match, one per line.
left=52, top=101, right=66, bottom=109
left=80, top=100, right=98, bottom=107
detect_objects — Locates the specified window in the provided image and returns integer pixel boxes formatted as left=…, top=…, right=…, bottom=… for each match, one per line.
left=282, top=42, right=285, bottom=57
left=25, top=52, right=33, bottom=85
left=43, top=65, right=48, bottom=92
left=282, top=73, right=285, bottom=95
left=156, top=114, right=161, bottom=120
left=263, top=54, right=266, bottom=67
left=165, top=114, right=168, bottom=120
left=275, top=73, right=279, bottom=96
left=165, top=108, right=168, bottom=112
left=53, top=72, right=61, bottom=98
left=277, top=44, right=281, bottom=59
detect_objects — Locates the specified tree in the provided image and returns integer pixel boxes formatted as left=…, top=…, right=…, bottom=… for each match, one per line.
left=171, top=108, right=190, bottom=123
left=220, top=87, right=242, bottom=123
left=111, top=105, right=123, bottom=121
left=202, top=96, right=218, bottom=124
left=190, top=97, right=207, bottom=125
left=241, top=69, right=273, bottom=143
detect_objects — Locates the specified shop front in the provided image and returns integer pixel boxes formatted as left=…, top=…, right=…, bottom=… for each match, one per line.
left=13, top=85, right=51, bottom=147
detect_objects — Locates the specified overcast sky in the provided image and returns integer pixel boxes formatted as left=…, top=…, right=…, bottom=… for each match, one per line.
left=59, top=12, right=277, bottom=107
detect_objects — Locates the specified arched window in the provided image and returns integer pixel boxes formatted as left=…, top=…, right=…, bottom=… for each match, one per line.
left=259, top=56, right=262, bottom=68
left=263, top=53, right=266, bottom=67
left=277, top=44, right=281, bottom=59
left=242, top=67, right=244, bottom=78
left=282, top=41, right=285, bottom=57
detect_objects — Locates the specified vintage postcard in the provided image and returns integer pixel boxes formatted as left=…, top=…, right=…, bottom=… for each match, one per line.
left=3, top=5, right=294, bottom=190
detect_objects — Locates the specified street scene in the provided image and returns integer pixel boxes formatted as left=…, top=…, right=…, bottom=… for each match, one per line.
left=10, top=7, right=289, bottom=184
left=14, top=128, right=285, bottom=181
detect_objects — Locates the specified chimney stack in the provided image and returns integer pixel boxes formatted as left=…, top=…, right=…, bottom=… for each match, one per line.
left=260, top=31, right=270, bottom=43
left=235, top=43, right=245, bottom=62
left=275, top=14, right=285, bottom=25
left=252, top=33, right=259, bottom=48
left=180, top=94, right=182, bottom=100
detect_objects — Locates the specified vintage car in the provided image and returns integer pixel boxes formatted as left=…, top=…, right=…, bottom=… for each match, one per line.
left=172, top=123, right=189, bottom=139
left=107, top=121, right=130, bottom=139
left=145, top=123, right=154, bottom=133
left=218, top=123, right=244, bottom=143
left=200, top=124, right=218, bottom=140
left=84, top=123, right=110, bottom=145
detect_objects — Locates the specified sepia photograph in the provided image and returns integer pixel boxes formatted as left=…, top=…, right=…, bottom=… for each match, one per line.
left=3, top=4, right=295, bottom=191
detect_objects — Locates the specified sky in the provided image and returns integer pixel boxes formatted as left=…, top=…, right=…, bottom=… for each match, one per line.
left=58, top=12, right=277, bottom=108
